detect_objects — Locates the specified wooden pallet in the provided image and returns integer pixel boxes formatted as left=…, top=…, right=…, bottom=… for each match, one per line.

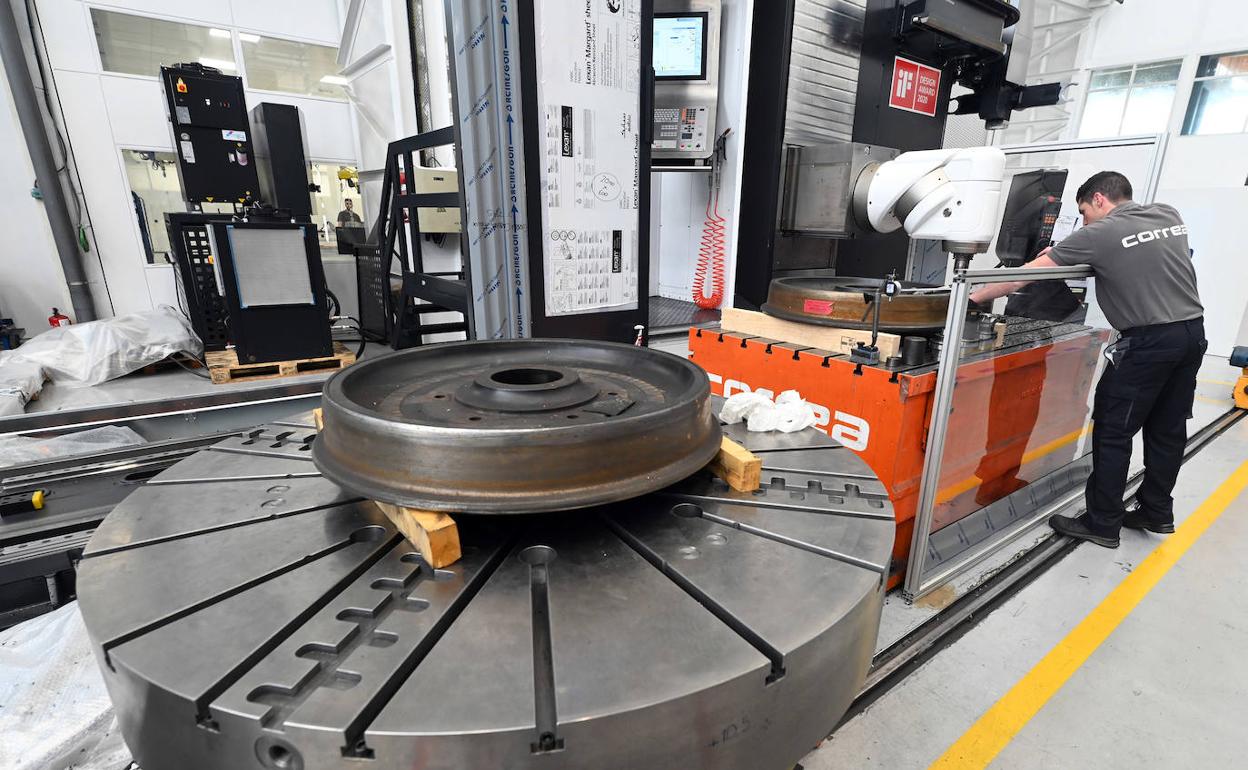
left=206, top=342, right=356, bottom=385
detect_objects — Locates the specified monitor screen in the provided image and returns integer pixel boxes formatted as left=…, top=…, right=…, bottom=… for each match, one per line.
left=227, top=225, right=315, bottom=308
left=654, top=13, right=707, bottom=80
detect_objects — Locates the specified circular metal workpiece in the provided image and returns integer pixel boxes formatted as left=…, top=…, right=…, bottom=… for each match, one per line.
left=77, top=415, right=895, bottom=770
left=762, top=276, right=950, bottom=331
left=313, top=339, right=721, bottom=513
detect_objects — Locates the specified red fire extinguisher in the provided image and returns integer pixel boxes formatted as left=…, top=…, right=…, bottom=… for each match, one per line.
left=48, top=308, right=72, bottom=327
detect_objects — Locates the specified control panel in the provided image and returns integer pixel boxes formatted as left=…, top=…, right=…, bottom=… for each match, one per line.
left=653, top=106, right=710, bottom=154
left=652, top=1, right=721, bottom=164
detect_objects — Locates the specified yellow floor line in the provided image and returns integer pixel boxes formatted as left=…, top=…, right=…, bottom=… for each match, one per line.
left=929, top=458, right=1248, bottom=770
left=1198, top=379, right=1236, bottom=387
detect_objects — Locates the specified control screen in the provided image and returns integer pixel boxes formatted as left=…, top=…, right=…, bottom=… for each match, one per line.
left=654, top=14, right=707, bottom=80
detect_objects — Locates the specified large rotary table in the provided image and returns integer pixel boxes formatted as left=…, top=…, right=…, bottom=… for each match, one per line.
left=77, top=344, right=894, bottom=770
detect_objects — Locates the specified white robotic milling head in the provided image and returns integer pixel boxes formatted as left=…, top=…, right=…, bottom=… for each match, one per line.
left=859, top=146, right=1007, bottom=254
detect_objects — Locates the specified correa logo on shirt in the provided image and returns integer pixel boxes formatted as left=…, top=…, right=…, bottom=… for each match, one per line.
left=1122, top=224, right=1188, bottom=248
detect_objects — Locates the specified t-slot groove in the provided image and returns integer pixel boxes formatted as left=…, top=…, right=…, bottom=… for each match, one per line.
left=602, top=516, right=787, bottom=683
left=697, top=510, right=887, bottom=574
left=146, top=471, right=323, bottom=486
left=657, top=491, right=894, bottom=521
left=758, top=464, right=877, bottom=480
left=193, top=533, right=405, bottom=728
left=747, top=445, right=846, bottom=454
left=81, top=498, right=366, bottom=560
left=101, top=530, right=381, bottom=668
left=340, top=534, right=518, bottom=758
left=209, top=446, right=317, bottom=462
left=528, top=559, right=562, bottom=753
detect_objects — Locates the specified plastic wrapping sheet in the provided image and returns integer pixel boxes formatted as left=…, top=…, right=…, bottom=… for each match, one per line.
left=0, top=426, right=146, bottom=469
left=0, top=306, right=201, bottom=387
left=0, top=603, right=134, bottom=770
left=0, top=308, right=202, bottom=417
left=0, top=359, right=45, bottom=417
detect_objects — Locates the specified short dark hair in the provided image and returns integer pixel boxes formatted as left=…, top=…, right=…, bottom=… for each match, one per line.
left=1076, top=171, right=1133, bottom=205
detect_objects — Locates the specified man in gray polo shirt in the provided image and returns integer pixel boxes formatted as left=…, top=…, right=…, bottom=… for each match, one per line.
left=971, top=171, right=1205, bottom=549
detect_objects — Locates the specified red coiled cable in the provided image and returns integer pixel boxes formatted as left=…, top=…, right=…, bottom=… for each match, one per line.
left=693, top=192, right=726, bottom=309
left=692, top=129, right=730, bottom=310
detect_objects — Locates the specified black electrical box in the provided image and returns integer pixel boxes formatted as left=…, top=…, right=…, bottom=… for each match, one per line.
left=166, top=212, right=233, bottom=352
left=160, top=65, right=260, bottom=204
left=208, top=221, right=333, bottom=363
left=250, top=102, right=314, bottom=219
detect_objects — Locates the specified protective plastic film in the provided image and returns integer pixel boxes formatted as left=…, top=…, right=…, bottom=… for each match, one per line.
left=923, top=315, right=1112, bottom=577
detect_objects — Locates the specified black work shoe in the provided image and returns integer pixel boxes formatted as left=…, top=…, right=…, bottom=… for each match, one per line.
left=1122, top=508, right=1175, bottom=534
left=1049, top=514, right=1119, bottom=548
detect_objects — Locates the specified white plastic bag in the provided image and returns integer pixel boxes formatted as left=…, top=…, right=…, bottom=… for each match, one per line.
left=0, top=603, right=134, bottom=770
left=0, top=306, right=201, bottom=387
left=719, top=389, right=818, bottom=433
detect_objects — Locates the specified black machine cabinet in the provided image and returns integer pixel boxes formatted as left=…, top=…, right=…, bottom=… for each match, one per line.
left=249, top=102, right=314, bottom=219
left=160, top=65, right=260, bottom=204
left=166, top=212, right=233, bottom=351
left=207, top=221, right=333, bottom=363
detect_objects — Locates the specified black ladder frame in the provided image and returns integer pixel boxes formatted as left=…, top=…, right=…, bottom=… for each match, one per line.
left=360, top=126, right=473, bottom=349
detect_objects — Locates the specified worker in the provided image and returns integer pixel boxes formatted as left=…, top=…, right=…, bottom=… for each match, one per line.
left=969, top=171, right=1205, bottom=549
left=336, top=198, right=363, bottom=229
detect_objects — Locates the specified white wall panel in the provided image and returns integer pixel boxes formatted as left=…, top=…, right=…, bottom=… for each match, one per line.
left=1161, top=188, right=1248, bottom=357
left=87, top=0, right=232, bottom=26
left=33, top=0, right=97, bottom=73
left=346, top=0, right=390, bottom=62
left=100, top=75, right=170, bottom=149
left=1088, top=0, right=1248, bottom=69
left=0, top=59, right=73, bottom=332
left=347, top=57, right=398, bottom=171
left=54, top=71, right=154, bottom=315
left=244, top=91, right=357, bottom=161
left=232, top=1, right=341, bottom=44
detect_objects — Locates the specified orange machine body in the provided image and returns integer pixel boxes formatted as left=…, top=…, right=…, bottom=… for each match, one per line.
left=688, top=327, right=1110, bottom=586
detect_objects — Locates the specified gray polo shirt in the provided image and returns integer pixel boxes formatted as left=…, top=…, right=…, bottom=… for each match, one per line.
left=1047, top=201, right=1202, bottom=330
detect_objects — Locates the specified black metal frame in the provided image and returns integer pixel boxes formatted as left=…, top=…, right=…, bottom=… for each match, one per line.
left=363, top=127, right=472, bottom=350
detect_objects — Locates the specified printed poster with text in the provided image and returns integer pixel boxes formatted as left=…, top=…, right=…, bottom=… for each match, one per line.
left=536, top=0, right=641, bottom=317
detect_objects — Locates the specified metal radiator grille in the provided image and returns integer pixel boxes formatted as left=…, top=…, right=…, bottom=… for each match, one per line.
left=784, top=0, right=867, bottom=146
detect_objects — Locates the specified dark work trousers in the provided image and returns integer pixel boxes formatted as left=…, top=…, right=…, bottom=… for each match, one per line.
left=1086, top=317, right=1207, bottom=535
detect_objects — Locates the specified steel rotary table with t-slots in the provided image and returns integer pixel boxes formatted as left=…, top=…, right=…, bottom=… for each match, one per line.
left=77, top=342, right=894, bottom=770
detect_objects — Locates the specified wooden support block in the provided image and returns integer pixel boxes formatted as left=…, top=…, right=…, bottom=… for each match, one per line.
left=314, top=409, right=461, bottom=568
left=373, top=501, right=462, bottom=568
left=720, top=307, right=902, bottom=360
left=708, top=436, right=762, bottom=492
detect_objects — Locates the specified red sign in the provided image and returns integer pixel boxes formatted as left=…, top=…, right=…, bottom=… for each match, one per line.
left=888, top=56, right=941, bottom=117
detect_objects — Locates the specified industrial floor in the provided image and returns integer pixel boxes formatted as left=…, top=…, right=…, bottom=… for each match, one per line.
left=803, top=360, right=1247, bottom=769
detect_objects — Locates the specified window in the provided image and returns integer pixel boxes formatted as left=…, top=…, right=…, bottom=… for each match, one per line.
left=122, top=150, right=232, bottom=264
left=1182, top=51, right=1248, bottom=136
left=309, top=163, right=364, bottom=246
left=241, top=35, right=345, bottom=99
left=1077, top=60, right=1181, bottom=139
left=91, top=10, right=236, bottom=77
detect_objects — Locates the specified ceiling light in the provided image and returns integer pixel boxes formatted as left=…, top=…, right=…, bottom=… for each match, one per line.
left=209, top=28, right=230, bottom=39
left=320, top=75, right=349, bottom=86
left=239, top=33, right=261, bottom=43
